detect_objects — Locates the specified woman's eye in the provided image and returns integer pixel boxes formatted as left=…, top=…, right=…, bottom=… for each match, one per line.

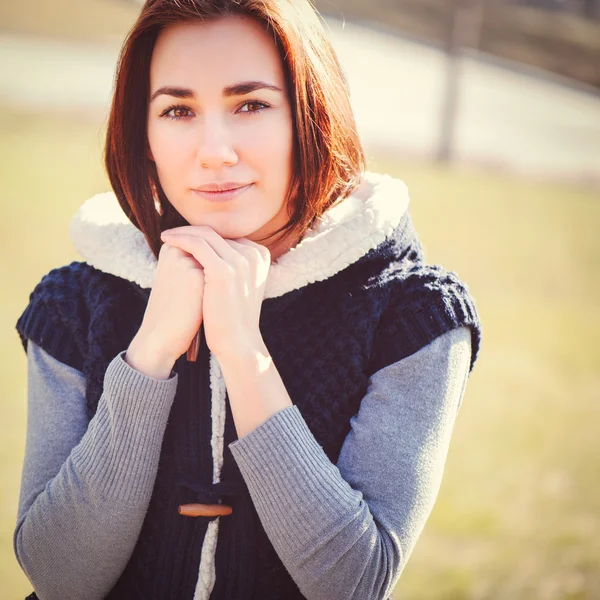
left=159, top=102, right=269, bottom=120
left=161, top=106, right=193, bottom=120
left=238, top=101, right=269, bottom=115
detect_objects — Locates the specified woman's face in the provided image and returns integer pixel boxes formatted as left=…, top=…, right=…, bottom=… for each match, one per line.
left=147, top=16, right=294, bottom=247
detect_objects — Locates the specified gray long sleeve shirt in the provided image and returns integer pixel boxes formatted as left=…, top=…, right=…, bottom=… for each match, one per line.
left=14, top=325, right=472, bottom=600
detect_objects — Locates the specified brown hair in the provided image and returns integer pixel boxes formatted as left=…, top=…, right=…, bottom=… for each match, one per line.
left=104, top=0, right=365, bottom=259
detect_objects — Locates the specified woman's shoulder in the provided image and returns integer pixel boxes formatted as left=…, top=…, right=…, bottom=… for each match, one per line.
left=368, top=260, right=482, bottom=376
left=23, top=260, right=131, bottom=298
left=16, top=261, right=139, bottom=371
left=17, top=261, right=118, bottom=324
left=383, top=260, right=474, bottom=295
left=20, top=260, right=142, bottom=310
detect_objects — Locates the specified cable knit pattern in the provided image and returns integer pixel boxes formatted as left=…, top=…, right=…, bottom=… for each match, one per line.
left=16, top=171, right=482, bottom=599
left=368, top=263, right=481, bottom=376
left=16, top=263, right=149, bottom=420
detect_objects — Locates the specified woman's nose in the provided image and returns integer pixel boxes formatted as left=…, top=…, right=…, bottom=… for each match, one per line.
left=196, top=117, right=238, bottom=169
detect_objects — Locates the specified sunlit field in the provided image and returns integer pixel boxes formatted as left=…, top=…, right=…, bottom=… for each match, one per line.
left=1, top=102, right=598, bottom=599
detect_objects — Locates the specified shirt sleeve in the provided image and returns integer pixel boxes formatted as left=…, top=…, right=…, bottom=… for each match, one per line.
left=14, top=341, right=178, bottom=600
left=228, top=325, right=472, bottom=600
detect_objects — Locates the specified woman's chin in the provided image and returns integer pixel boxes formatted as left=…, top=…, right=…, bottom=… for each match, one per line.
left=185, top=219, right=261, bottom=241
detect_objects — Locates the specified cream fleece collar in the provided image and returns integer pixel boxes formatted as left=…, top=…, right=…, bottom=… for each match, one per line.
left=69, top=171, right=410, bottom=299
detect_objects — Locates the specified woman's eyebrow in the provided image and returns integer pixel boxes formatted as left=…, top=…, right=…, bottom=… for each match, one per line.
left=223, top=81, right=282, bottom=96
left=150, top=86, right=194, bottom=102
left=150, top=81, right=282, bottom=102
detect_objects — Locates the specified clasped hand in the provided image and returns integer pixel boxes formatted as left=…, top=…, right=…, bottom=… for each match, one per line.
left=137, top=225, right=271, bottom=365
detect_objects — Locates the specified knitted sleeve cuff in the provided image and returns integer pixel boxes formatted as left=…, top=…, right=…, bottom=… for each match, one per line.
left=228, top=405, right=361, bottom=553
left=71, top=350, right=177, bottom=504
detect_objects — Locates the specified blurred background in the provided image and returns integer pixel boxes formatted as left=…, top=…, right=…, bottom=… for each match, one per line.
left=1, top=0, right=599, bottom=598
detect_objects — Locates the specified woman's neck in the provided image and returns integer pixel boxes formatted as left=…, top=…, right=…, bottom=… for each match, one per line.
left=266, top=229, right=304, bottom=264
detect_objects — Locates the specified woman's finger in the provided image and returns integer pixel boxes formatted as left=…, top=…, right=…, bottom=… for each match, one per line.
left=162, top=226, right=242, bottom=265
left=224, top=239, right=262, bottom=262
left=162, top=235, right=224, bottom=277
left=231, top=237, right=272, bottom=263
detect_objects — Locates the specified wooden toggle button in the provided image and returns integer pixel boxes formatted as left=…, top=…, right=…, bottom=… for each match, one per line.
left=178, top=503, right=233, bottom=517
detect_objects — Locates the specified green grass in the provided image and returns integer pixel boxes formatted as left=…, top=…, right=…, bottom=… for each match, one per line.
left=1, top=105, right=599, bottom=599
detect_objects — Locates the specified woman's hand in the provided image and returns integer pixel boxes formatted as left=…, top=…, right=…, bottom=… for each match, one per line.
left=125, top=241, right=205, bottom=378
left=160, top=225, right=271, bottom=362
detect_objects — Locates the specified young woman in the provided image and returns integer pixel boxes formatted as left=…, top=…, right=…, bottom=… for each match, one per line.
left=14, top=1, right=482, bottom=599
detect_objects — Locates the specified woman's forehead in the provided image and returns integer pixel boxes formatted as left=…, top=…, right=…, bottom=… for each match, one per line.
left=149, top=17, right=286, bottom=93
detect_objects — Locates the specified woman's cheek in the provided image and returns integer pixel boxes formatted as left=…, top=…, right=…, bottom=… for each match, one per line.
left=269, top=113, right=294, bottom=160
left=247, top=120, right=292, bottom=163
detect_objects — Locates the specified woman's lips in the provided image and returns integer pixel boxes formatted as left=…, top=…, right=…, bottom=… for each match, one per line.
left=191, top=183, right=254, bottom=202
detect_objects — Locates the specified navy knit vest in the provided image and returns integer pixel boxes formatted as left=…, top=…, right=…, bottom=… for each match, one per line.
left=17, top=208, right=481, bottom=599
